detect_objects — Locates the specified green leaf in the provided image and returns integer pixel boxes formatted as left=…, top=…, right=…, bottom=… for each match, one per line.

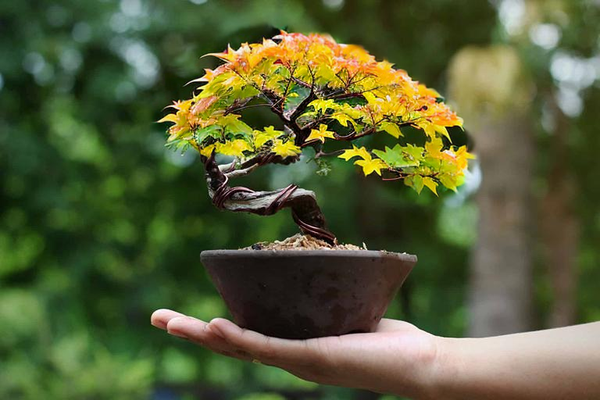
left=372, top=145, right=418, bottom=168
left=283, top=85, right=310, bottom=115
left=439, top=174, right=458, bottom=192
left=412, top=175, right=424, bottom=194
left=219, top=114, right=253, bottom=139
left=403, top=144, right=424, bottom=161
left=165, top=138, right=192, bottom=153
left=195, top=125, right=222, bottom=143
left=238, top=85, right=260, bottom=99
left=314, top=158, right=332, bottom=176
left=197, top=72, right=231, bottom=98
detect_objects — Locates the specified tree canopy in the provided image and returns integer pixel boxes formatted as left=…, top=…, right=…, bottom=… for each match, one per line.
left=161, top=32, right=470, bottom=194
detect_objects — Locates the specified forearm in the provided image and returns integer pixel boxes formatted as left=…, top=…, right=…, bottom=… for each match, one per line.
left=151, top=310, right=600, bottom=400
left=431, top=323, right=600, bottom=400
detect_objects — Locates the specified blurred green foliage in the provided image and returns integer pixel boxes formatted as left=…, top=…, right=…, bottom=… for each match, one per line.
left=1, top=0, right=599, bottom=399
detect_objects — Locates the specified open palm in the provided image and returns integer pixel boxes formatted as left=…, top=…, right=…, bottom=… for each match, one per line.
left=151, top=309, right=440, bottom=397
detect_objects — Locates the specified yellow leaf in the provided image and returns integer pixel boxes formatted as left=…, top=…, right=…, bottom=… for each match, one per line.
left=165, top=99, right=192, bottom=113
left=305, top=124, right=335, bottom=143
left=253, top=126, right=283, bottom=148
left=380, top=121, right=403, bottom=138
left=199, top=144, right=216, bottom=157
left=316, top=64, right=338, bottom=83
left=355, top=158, right=388, bottom=176
left=272, top=139, right=301, bottom=158
left=439, top=174, right=458, bottom=192
left=203, top=44, right=238, bottom=62
left=340, top=104, right=364, bottom=120
left=338, top=145, right=371, bottom=161
left=330, top=112, right=353, bottom=127
left=363, top=92, right=379, bottom=105
left=247, top=50, right=264, bottom=69
left=423, top=177, right=438, bottom=195
left=455, top=145, right=476, bottom=161
left=158, top=114, right=178, bottom=124
left=423, top=123, right=437, bottom=138
left=216, top=139, right=252, bottom=157
left=425, top=137, right=444, bottom=158
left=309, top=99, right=337, bottom=114
left=435, top=125, right=451, bottom=141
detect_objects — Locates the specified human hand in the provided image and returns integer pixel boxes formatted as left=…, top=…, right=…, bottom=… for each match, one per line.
left=151, top=309, right=444, bottom=398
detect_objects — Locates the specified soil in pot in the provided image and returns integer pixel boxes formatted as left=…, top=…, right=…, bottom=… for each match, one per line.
left=243, top=233, right=366, bottom=251
left=201, top=235, right=416, bottom=339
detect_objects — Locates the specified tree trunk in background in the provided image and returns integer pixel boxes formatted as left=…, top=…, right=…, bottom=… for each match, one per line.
left=469, top=115, right=535, bottom=336
left=449, top=46, right=535, bottom=336
left=541, top=97, right=579, bottom=327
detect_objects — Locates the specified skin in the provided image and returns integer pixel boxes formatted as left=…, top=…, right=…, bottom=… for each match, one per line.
left=151, top=309, right=600, bottom=400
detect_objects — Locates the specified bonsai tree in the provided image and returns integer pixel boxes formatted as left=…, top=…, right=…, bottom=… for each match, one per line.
left=160, top=32, right=471, bottom=245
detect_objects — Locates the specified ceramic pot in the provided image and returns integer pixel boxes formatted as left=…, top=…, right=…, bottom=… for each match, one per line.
left=201, top=249, right=416, bottom=339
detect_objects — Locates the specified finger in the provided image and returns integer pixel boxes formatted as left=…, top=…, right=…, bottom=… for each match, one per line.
left=166, top=316, right=253, bottom=360
left=375, top=318, right=413, bottom=333
left=151, top=309, right=185, bottom=330
left=166, top=316, right=208, bottom=338
left=207, top=318, right=320, bottom=366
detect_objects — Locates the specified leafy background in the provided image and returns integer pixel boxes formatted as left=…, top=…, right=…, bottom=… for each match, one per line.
left=1, top=0, right=599, bottom=399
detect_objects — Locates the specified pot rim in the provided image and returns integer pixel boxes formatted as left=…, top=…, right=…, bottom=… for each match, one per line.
left=201, top=249, right=417, bottom=262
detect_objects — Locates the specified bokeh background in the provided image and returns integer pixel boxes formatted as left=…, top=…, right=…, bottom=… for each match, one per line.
left=1, top=0, right=599, bottom=399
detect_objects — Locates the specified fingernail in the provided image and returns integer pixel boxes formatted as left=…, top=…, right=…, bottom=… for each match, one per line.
left=168, top=329, right=188, bottom=339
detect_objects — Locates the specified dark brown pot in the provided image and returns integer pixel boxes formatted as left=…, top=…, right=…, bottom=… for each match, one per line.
left=200, top=250, right=417, bottom=339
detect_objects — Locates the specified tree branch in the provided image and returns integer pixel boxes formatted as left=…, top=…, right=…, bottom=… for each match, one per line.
left=202, top=153, right=336, bottom=244
left=224, top=163, right=259, bottom=179
left=260, top=89, right=308, bottom=140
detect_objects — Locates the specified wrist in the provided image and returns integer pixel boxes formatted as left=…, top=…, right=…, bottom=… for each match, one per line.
left=417, top=336, right=463, bottom=400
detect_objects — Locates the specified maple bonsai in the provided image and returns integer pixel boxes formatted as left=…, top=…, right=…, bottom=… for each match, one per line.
left=160, top=32, right=471, bottom=245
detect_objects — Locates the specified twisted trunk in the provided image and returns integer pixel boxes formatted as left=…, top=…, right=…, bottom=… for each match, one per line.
left=202, top=153, right=336, bottom=244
